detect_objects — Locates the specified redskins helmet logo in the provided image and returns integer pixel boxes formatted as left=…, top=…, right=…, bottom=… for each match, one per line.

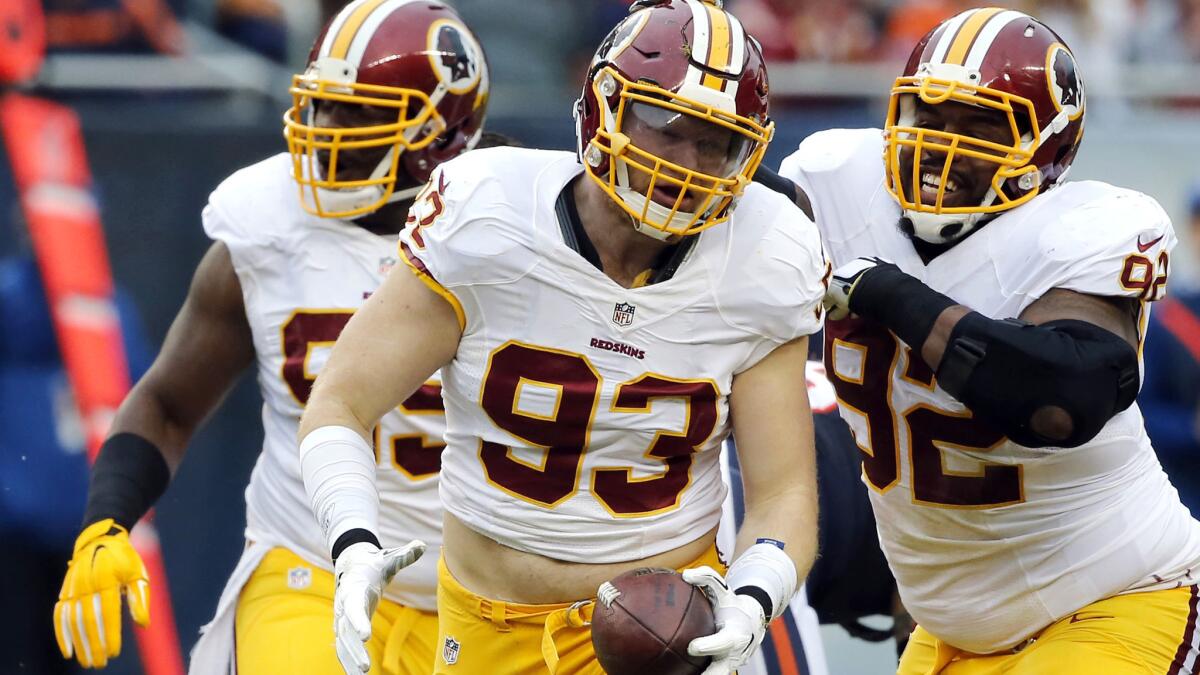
left=427, top=19, right=481, bottom=94
left=1046, top=43, right=1084, bottom=121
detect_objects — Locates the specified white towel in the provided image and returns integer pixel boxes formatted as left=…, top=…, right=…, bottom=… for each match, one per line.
left=188, top=541, right=273, bottom=675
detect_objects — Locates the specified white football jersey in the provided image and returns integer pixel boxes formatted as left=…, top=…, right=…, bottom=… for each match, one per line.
left=398, top=147, right=826, bottom=563
left=781, top=129, right=1200, bottom=653
left=203, top=153, right=444, bottom=610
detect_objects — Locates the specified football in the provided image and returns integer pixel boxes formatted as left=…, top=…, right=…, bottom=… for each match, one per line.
left=591, top=567, right=715, bottom=675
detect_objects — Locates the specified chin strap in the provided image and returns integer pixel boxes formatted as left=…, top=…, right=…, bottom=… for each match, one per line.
left=903, top=209, right=985, bottom=245
left=389, top=183, right=422, bottom=202
left=631, top=215, right=675, bottom=241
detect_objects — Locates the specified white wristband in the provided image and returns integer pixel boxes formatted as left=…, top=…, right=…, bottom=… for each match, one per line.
left=726, top=541, right=798, bottom=622
left=299, top=425, right=379, bottom=554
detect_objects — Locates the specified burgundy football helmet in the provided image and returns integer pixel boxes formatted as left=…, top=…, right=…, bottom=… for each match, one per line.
left=284, top=0, right=489, bottom=219
left=574, top=0, right=773, bottom=239
left=884, top=7, right=1085, bottom=243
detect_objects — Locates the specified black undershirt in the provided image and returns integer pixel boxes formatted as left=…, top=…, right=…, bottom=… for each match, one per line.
left=555, top=177, right=695, bottom=286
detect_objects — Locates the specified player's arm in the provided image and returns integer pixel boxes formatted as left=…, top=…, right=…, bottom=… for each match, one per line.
left=297, top=260, right=460, bottom=673
left=684, top=336, right=817, bottom=672
left=826, top=259, right=1140, bottom=448
left=108, top=241, right=255, bottom=472
left=728, top=336, right=818, bottom=580
left=56, top=241, right=254, bottom=668
left=297, top=258, right=461, bottom=557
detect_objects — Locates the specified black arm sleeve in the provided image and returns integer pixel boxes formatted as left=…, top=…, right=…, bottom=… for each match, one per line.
left=83, top=432, right=171, bottom=529
left=752, top=165, right=814, bottom=220
left=937, top=313, right=1140, bottom=448
left=752, top=165, right=797, bottom=203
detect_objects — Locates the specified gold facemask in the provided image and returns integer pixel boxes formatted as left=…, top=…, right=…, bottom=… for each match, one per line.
left=884, top=75, right=1042, bottom=217
left=283, top=71, right=445, bottom=219
left=583, top=67, right=773, bottom=237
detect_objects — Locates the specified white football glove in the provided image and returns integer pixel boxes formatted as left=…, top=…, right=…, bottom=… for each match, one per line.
left=682, top=566, right=768, bottom=675
left=332, top=540, right=425, bottom=674
left=823, top=256, right=890, bottom=320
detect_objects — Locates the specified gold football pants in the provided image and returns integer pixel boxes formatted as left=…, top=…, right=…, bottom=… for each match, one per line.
left=899, top=585, right=1200, bottom=675
left=234, top=547, right=438, bottom=675
left=432, top=544, right=725, bottom=674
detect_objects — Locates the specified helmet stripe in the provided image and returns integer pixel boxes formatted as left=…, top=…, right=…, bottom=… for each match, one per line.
left=701, top=2, right=732, bottom=90
left=686, top=0, right=712, bottom=70
left=329, top=0, right=390, bottom=60
left=943, top=7, right=1005, bottom=66
left=725, top=11, right=745, bottom=98
left=928, top=9, right=973, bottom=64
left=346, top=0, right=421, bottom=66
left=319, top=0, right=370, bottom=58
left=963, top=10, right=1028, bottom=70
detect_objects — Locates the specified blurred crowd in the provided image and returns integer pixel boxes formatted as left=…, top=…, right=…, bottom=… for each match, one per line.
left=728, top=0, right=1200, bottom=64
left=33, top=0, right=1200, bottom=67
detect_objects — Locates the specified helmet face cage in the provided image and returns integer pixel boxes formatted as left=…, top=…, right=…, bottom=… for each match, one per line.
left=282, top=0, right=488, bottom=220
left=575, top=0, right=773, bottom=238
left=284, top=73, right=446, bottom=219
left=583, top=66, right=773, bottom=237
left=882, top=7, right=1085, bottom=234
left=884, top=73, right=1042, bottom=216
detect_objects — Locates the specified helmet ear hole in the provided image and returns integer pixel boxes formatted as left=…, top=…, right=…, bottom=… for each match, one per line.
left=1053, top=143, right=1072, bottom=167
left=1015, top=112, right=1033, bottom=142
left=434, top=128, right=459, bottom=150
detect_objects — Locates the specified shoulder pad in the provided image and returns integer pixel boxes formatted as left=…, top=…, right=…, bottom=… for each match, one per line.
left=1030, top=182, right=1176, bottom=301
left=780, top=128, right=885, bottom=178
left=778, top=128, right=886, bottom=229
left=398, top=149, right=556, bottom=289
left=716, top=192, right=827, bottom=362
left=203, top=153, right=299, bottom=254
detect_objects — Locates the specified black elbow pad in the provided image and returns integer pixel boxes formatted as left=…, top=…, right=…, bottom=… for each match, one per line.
left=936, top=313, right=1140, bottom=448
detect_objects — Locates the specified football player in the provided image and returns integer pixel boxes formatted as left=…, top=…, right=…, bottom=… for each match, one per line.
left=296, top=1, right=827, bottom=673
left=52, top=1, right=489, bottom=673
left=779, top=7, right=1200, bottom=674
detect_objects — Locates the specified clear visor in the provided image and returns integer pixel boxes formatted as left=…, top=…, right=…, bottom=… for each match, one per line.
left=624, top=101, right=755, bottom=180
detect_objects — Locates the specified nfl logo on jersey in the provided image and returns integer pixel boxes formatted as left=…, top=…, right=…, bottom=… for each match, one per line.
left=612, top=302, right=636, bottom=327
left=442, top=636, right=461, bottom=665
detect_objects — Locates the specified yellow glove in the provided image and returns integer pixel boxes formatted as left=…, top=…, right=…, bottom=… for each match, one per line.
left=54, top=519, right=151, bottom=668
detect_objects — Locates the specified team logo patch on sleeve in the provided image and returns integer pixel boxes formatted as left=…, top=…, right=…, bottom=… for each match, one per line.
left=612, top=301, right=636, bottom=327
left=442, top=636, right=461, bottom=665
